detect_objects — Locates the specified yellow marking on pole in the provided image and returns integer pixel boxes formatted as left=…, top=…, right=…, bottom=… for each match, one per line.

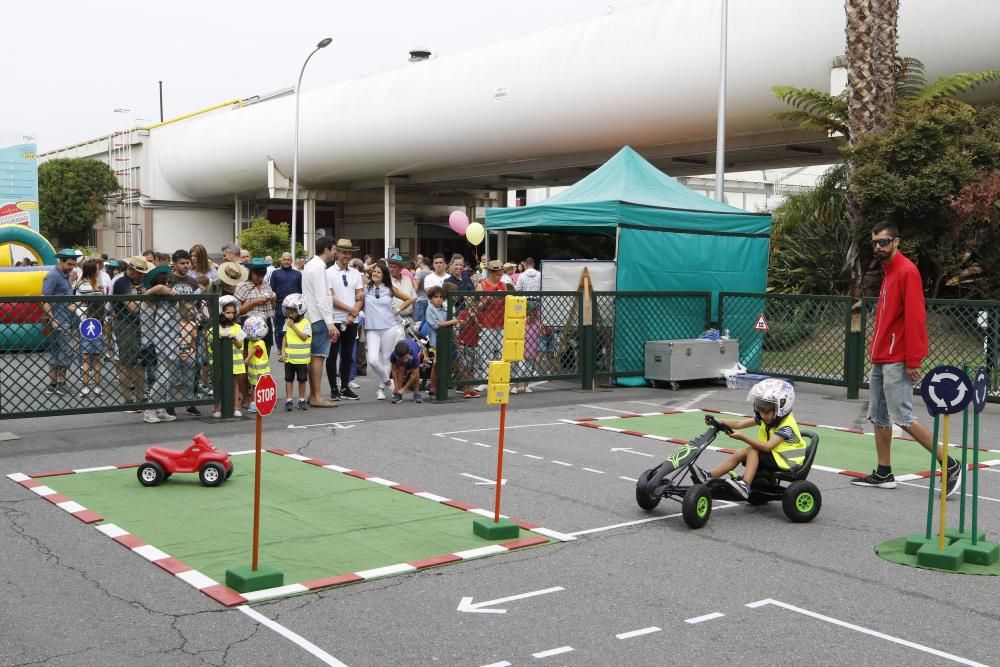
left=939, top=414, right=949, bottom=550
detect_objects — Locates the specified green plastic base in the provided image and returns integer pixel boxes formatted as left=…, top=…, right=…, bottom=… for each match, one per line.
left=904, top=534, right=939, bottom=555
left=225, top=564, right=285, bottom=593
left=473, top=517, right=520, bottom=540
left=916, top=541, right=967, bottom=570
left=953, top=539, right=1000, bottom=566
left=944, top=527, right=987, bottom=542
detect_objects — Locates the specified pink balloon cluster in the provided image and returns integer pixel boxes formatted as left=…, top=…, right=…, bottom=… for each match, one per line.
left=448, top=211, right=469, bottom=235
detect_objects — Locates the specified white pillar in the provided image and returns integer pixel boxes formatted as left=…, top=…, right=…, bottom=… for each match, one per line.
left=233, top=194, right=240, bottom=241
left=304, top=199, right=317, bottom=252
left=384, top=179, right=396, bottom=258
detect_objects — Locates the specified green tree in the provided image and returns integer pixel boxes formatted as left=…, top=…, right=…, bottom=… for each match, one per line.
left=238, top=217, right=303, bottom=262
left=38, top=158, right=119, bottom=246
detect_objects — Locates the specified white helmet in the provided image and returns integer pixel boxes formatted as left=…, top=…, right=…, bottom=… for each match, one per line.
left=747, top=378, right=795, bottom=425
left=218, top=295, right=239, bottom=314
left=282, top=293, right=306, bottom=317
left=243, top=315, right=268, bottom=340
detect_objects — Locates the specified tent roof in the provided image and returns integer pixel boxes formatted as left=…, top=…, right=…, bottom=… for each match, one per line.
left=486, top=146, right=770, bottom=235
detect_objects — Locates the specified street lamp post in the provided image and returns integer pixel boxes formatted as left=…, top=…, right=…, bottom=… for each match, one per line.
left=714, top=0, right=728, bottom=202
left=291, top=37, right=333, bottom=259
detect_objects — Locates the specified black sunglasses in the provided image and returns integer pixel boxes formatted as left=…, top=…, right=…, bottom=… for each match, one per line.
left=871, top=237, right=896, bottom=248
left=342, top=274, right=348, bottom=287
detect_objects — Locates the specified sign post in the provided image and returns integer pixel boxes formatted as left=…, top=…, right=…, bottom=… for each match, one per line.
left=225, top=374, right=284, bottom=593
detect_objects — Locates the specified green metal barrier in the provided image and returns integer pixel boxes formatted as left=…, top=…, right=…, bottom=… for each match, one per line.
left=0, top=294, right=221, bottom=419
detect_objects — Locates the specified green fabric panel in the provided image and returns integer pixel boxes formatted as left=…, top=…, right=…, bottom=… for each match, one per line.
left=42, top=454, right=547, bottom=585
left=583, top=411, right=989, bottom=476
left=875, top=537, right=1000, bottom=575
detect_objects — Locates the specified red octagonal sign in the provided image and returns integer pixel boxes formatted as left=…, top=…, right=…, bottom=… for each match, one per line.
left=254, top=374, right=277, bottom=417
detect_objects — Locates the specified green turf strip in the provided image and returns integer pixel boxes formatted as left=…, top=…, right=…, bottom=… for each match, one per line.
left=41, top=454, right=548, bottom=585
left=593, top=411, right=983, bottom=476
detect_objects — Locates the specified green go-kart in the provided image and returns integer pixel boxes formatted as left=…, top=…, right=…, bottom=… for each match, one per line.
left=635, top=415, right=822, bottom=528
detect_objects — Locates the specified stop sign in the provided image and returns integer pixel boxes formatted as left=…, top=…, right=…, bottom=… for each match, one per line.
left=254, top=374, right=278, bottom=416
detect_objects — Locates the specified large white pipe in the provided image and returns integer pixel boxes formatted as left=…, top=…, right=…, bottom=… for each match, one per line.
left=155, top=0, right=1000, bottom=199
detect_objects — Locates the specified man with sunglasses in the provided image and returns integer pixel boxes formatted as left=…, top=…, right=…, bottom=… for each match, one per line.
left=852, top=222, right=962, bottom=495
left=326, top=239, right=364, bottom=400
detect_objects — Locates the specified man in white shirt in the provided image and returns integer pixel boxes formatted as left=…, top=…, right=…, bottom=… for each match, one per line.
left=325, top=239, right=364, bottom=401
left=302, top=236, right=338, bottom=407
left=515, top=257, right=542, bottom=292
left=423, top=253, right=449, bottom=292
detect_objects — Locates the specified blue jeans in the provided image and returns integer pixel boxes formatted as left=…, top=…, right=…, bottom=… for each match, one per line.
left=310, top=320, right=331, bottom=358
left=867, top=362, right=914, bottom=428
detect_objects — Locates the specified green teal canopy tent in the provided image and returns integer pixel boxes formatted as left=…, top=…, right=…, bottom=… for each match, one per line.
left=485, top=146, right=771, bottom=376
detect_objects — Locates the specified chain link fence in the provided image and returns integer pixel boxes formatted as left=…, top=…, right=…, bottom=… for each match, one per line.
left=0, top=294, right=221, bottom=419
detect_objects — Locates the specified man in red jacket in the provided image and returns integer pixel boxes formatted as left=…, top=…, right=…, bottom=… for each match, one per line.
left=852, top=222, right=961, bottom=494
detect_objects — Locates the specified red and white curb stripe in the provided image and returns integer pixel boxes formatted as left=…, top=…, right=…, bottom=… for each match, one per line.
left=7, top=450, right=566, bottom=607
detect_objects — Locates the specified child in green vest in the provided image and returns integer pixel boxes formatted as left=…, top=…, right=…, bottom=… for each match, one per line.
left=212, top=296, right=246, bottom=418
left=243, top=315, right=270, bottom=413
left=279, top=294, right=311, bottom=411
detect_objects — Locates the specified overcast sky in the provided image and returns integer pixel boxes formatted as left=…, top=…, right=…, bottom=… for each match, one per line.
left=5, top=0, right=652, bottom=152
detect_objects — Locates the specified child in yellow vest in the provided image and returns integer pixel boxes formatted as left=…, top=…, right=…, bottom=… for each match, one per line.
left=212, top=296, right=246, bottom=418
left=279, top=294, right=311, bottom=411
left=243, top=315, right=270, bottom=413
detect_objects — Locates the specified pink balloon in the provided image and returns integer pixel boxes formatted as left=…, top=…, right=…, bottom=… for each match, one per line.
left=448, top=211, right=470, bottom=235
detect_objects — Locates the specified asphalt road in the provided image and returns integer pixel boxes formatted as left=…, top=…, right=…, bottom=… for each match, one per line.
left=3, top=375, right=999, bottom=666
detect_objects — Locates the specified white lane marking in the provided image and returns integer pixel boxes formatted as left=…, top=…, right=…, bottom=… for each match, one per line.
left=746, top=599, right=989, bottom=667
left=451, top=437, right=468, bottom=443
left=616, top=626, right=661, bottom=639
left=578, top=404, right=638, bottom=414
left=898, top=480, right=1000, bottom=503
left=72, top=466, right=118, bottom=474
left=685, top=612, right=725, bottom=624
left=132, top=545, right=170, bottom=562
left=628, top=400, right=669, bottom=407
left=357, top=563, right=416, bottom=579
left=550, top=460, right=572, bottom=467
left=415, top=491, right=450, bottom=502
left=531, top=527, right=577, bottom=542
left=229, top=450, right=257, bottom=456
left=532, top=646, right=574, bottom=659
left=176, top=570, right=217, bottom=589
left=323, top=464, right=352, bottom=473
left=433, top=422, right=567, bottom=436
left=455, top=545, right=509, bottom=559
left=473, top=442, right=491, bottom=448
left=524, top=455, right=544, bottom=460
left=610, top=447, right=655, bottom=458
left=619, top=476, right=638, bottom=482
left=241, top=583, right=310, bottom=601
left=480, top=662, right=512, bottom=667
left=238, top=606, right=348, bottom=667
left=677, top=391, right=716, bottom=410
left=461, top=473, right=506, bottom=486
left=569, top=502, right=738, bottom=537
left=457, top=586, right=564, bottom=614
left=583, top=468, right=606, bottom=474
left=56, top=500, right=86, bottom=513
left=6, top=472, right=30, bottom=482
left=503, top=448, right=518, bottom=454
left=96, top=524, right=128, bottom=538
left=286, top=419, right=364, bottom=430
left=366, top=477, right=397, bottom=487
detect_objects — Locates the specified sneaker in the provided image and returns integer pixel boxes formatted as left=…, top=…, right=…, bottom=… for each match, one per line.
left=93, top=387, right=103, bottom=396
left=248, top=403, right=258, bottom=414
left=697, top=467, right=714, bottom=483
left=233, top=410, right=243, bottom=418
left=212, top=411, right=222, bottom=419
left=733, top=479, right=751, bottom=499
left=80, top=387, right=91, bottom=396
left=186, top=406, right=202, bottom=417
left=285, top=399, right=294, bottom=412
left=510, top=386, right=518, bottom=395
left=55, top=383, right=71, bottom=396
left=851, top=471, right=897, bottom=489
left=143, top=410, right=160, bottom=424
left=413, top=393, right=423, bottom=404
left=349, top=381, right=361, bottom=390
left=329, top=389, right=341, bottom=402
left=376, top=388, right=386, bottom=401
left=44, top=384, right=58, bottom=395
left=298, top=400, right=308, bottom=411
left=391, top=394, right=403, bottom=404
left=166, top=407, right=177, bottom=417
left=340, top=387, right=360, bottom=401
left=463, top=391, right=481, bottom=399
left=156, top=409, right=176, bottom=422
left=475, top=384, right=487, bottom=392
left=946, top=459, right=962, bottom=497
left=525, top=386, right=533, bottom=394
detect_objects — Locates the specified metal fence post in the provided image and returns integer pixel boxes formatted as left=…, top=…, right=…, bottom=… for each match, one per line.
left=435, top=325, right=453, bottom=402
left=219, top=334, right=235, bottom=418
left=580, top=324, right=595, bottom=390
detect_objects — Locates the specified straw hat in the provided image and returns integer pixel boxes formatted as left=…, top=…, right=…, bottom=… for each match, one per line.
left=218, top=261, right=249, bottom=286
left=335, top=238, right=360, bottom=251
left=125, top=256, right=151, bottom=273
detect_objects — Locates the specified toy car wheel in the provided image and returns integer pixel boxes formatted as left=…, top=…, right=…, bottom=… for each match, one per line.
left=199, top=462, right=226, bottom=487
left=682, top=484, right=712, bottom=529
left=635, top=469, right=661, bottom=511
left=225, top=462, right=234, bottom=479
left=137, top=462, right=165, bottom=487
left=782, top=480, right=822, bottom=523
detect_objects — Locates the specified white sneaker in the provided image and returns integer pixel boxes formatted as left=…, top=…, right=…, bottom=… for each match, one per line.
left=156, top=409, right=177, bottom=422
left=233, top=410, right=243, bottom=418
left=93, top=387, right=103, bottom=396
left=475, top=384, right=487, bottom=392
left=510, top=386, right=518, bottom=394
left=212, top=411, right=222, bottom=418
left=143, top=410, right=160, bottom=424
left=349, top=381, right=360, bottom=389
left=80, top=387, right=91, bottom=396
left=376, top=388, right=386, bottom=401
left=525, top=386, right=533, bottom=393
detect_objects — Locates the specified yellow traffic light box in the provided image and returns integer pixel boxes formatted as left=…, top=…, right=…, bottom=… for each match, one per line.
left=488, top=360, right=510, bottom=385
left=486, top=383, right=510, bottom=405
left=504, top=296, right=527, bottom=319
left=503, top=316, right=526, bottom=341
left=502, top=338, right=525, bottom=362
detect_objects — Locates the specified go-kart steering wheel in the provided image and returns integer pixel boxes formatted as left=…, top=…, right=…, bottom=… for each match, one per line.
left=704, top=415, right=733, bottom=435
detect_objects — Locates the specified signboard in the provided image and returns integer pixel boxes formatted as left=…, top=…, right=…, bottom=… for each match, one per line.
left=754, top=315, right=769, bottom=332
left=254, top=374, right=277, bottom=416
left=972, top=367, right=989, bottom=414
left=919, top=365, right=973, bottom=416
left=0, top=132, right=39, bottom=232
left=79, top=318, right=103, bottom=340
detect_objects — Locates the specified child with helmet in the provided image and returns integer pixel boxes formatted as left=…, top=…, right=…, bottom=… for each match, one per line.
left=279, top=293, right=311, bottom=411
left=211, top=295, right=247, bottom=418
left=704, top=379, right=807, bottom=499
left=243, top=315, right=270, bottom=413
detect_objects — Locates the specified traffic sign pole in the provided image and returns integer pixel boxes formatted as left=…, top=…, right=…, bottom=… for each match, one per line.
left=925, top=416, right=939, bottom=541
left=938, top=414, right=949, bottom=550
left=494, top=403, right=507, bottom=523
left=253, top=411, right=262, bottom=571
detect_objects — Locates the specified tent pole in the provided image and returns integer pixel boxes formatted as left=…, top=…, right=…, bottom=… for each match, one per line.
left=714, top=0, right=728, bottom=202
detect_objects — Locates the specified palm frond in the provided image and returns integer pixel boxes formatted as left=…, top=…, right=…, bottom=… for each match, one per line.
left=914, top=70, right=1000, bottom=102
left=772, top=111, right=850, bottom=138
left=771, top=86, right=849, bottom=136
left=896, top=57, right=928, bottom=100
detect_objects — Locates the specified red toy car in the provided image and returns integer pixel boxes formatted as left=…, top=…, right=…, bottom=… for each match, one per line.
left=137, top=433, right=233, bottom=487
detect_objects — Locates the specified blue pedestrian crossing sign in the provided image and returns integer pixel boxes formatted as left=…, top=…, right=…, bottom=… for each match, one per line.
left=80, top=318, right=103, bottom=340
left=919, top=365, right=973, bottom=416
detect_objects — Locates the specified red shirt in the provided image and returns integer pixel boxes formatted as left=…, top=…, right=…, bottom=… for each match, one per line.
left=869, top=252, right=928, bottom=368
left=477, top=280, right=508, bottom=328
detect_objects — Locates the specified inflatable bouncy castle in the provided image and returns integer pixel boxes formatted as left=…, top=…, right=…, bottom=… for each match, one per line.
left=0, top=225, right=58, bottom=350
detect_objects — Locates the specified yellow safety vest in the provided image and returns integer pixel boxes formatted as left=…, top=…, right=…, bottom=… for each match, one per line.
left=284, top=317, right=311, bottom=365
left=208, top=324, right=246, bottom=375
left=759, top=413, right=807, bottom=471
left=246, top=339, right=270, bottom=385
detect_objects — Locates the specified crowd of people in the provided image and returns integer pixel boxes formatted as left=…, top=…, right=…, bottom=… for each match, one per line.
left=35, top=237, right=547, bottom=422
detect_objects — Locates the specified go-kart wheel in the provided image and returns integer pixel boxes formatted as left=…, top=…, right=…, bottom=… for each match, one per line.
left=782, top=480, right=822, bottom=523
left=199, top=462, right=226, bottom=487
left=137, top=462, right=165, bottom=487
left=225, top=462, right=234, bottom=479
left=635, top=469, right=660, bottom=511
left=682, top=484, right=712, bottom=529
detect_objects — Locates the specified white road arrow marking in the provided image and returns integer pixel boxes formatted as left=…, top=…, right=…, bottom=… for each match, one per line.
left=287, top=420, right=364, bottom=430
left=461, top=473, right=507, bottom=486
left=457, top=586, right=564, bottom=614
left=610, top=447, right=655, bottom=458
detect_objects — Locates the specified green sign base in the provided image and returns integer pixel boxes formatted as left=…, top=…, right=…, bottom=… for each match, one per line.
left=473, top=517, right=520, bottom=540
left=225, top=564, right=285, bottom=593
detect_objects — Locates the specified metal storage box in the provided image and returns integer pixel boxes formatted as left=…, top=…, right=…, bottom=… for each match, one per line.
left=644, top=339, right=739, bottom=384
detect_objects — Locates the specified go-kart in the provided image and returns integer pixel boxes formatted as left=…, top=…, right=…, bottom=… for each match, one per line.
left=137, top=433, right=233, bottom=487
left=635, top=415, right=822, bottom=528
